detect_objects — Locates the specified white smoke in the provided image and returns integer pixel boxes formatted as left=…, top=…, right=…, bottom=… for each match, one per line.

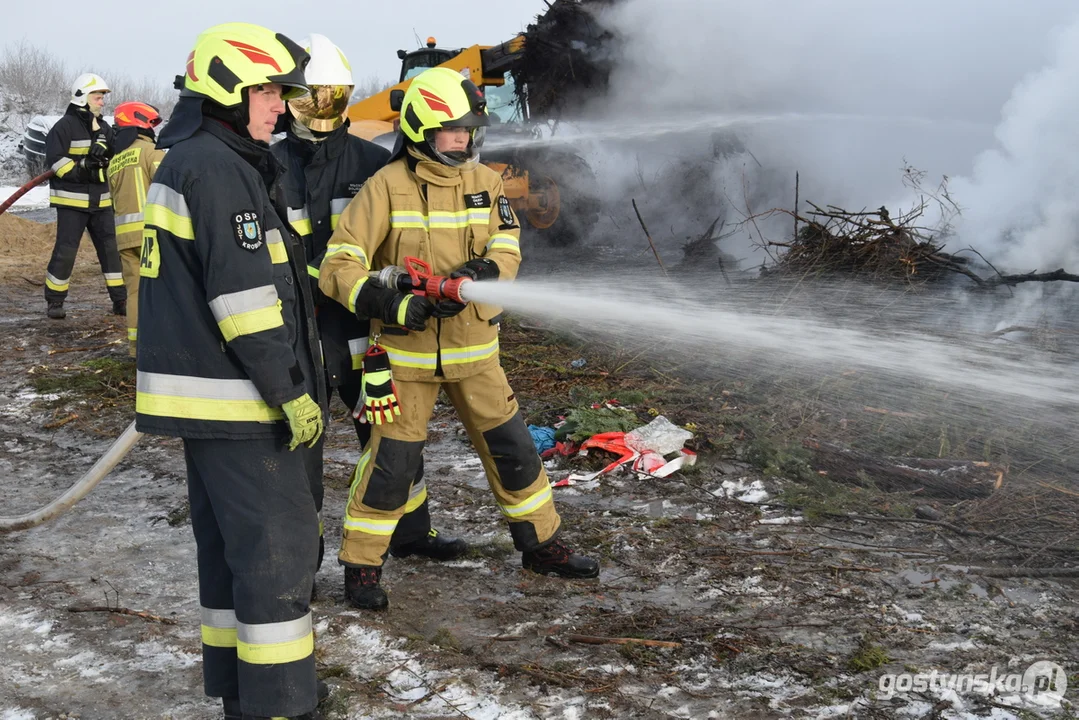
left=951, top=19, right=1079, bottom=271
left=590, top=0, right=1079, bottom=271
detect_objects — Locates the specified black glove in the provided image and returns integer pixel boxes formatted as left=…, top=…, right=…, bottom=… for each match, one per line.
left=82, top=155, right=108, bottom=170
left=88, top=132, right=110, bottom=159
left=356, top=281, right=433, bottom=332
left=450, top=257, right=500, bottom=282
left=430, top=299, right=466, bottom=319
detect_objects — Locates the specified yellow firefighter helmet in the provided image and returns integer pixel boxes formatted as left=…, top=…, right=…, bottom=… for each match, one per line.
left=181, top=22, right=309, bottom=108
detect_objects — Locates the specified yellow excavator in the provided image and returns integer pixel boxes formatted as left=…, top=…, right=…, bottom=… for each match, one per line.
left=346, top=36, right=600, bottom=246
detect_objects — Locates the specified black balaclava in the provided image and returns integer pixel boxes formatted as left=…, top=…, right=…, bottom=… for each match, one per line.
left=202, top=87, right=254, bottom=140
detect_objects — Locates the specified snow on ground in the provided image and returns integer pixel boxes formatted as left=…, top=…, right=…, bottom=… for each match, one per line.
left=0, top=185, right=50, bottom=211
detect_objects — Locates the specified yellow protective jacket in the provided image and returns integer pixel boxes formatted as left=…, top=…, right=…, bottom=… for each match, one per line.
left=319, top=149, right=522, bottom=382
left=107, top=133, right=166, bottom=250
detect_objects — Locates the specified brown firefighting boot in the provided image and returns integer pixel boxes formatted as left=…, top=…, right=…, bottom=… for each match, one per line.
left=522, top=538, right=600, bottom=579
left=344, top=566, right=388, bottom=611
left=390, top=529, right=468, bottom=561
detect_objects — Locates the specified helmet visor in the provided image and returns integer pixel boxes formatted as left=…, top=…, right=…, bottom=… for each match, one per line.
left=423, top=125, right=486, bottom=167
left=289, top=83, right=353, bottom=131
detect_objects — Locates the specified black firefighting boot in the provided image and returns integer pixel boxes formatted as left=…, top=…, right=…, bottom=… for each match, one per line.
left=111, top=299, right=126, bottom=316
left=224, top=683, right=328, bottom=718
left=223, top=697, right=242, bottom=720
left=242, top=713, right=322, bottom=720
left=344, top=566, right=388, bottom=611
left=522, top=538, right=600, bottom=579
left=47, top=302, right=65, bottom=319
left=390, top=529, right=469, bottom=561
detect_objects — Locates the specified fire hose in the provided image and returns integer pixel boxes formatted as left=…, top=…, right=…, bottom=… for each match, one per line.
left=0, top=259, right=470, bottom=532
left=0, top=421, right=142, bottom=532
left=0, top=169, right=54, bottom=217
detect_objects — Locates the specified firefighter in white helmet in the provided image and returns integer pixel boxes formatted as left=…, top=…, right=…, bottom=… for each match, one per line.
left=272, top=35, right=469, bottom=587
left=43, top=73, right=126, bottom=319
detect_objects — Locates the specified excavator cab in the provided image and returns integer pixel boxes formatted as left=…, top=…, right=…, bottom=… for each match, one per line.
left=398, top=38, right=460, bottom=82
left=350, top=34, right=600, bottom=246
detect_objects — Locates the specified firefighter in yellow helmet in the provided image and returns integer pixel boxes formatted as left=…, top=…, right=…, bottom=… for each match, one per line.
left=319, top=66, right=600, bottom=612
left=106, top=101, right=165, bottom=356
left=135, top=23, right=324, bottom=720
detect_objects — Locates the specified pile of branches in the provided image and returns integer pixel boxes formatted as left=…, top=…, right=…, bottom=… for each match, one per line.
left=761, top=201, right=970, bottom=284
left=513, top=0, right=624, bottom=120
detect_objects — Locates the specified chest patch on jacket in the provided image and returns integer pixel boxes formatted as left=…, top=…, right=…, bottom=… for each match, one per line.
left=497, top=195, right=515, bottom=225
left=232, top=210, right=264, bottom=252
left=464, top=191, right=491, bottom=209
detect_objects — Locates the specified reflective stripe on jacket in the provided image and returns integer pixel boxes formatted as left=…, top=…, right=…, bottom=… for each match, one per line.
left=135, top=118, right=324, bottom=440
left=271, top=122, right=389, bottom=386
left=108, top=133, right=166, bottom=250
left=45, top=104, right=113, bottom=211
left=319, top=148, right=522, bottom=382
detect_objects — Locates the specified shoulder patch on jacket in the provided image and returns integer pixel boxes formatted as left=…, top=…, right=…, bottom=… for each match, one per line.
left=464, top=191, right=491, bottom=209
left=232, top=210, right=264, bottom=252
left=497, top=195, right=515, bottom=225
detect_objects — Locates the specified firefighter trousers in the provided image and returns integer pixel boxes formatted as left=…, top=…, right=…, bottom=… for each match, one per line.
left=338, top=380, right=432, bottom=550
left=119, top=246, right=140, bottom=356
left=185, top=436, right=319, bottom=718
left=339, top=363, right=560, bottom=568
left=44, top=208, right=125, bottom=305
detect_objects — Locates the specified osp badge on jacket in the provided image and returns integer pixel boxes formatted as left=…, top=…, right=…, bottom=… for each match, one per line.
left=232, top=210, right=264, bottom=252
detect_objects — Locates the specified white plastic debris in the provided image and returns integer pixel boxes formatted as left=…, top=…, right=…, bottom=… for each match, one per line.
left=624, top=415, right=693, bottom=455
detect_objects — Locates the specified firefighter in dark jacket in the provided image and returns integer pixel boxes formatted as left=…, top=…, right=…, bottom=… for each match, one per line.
left=135, top=23, right=323, bottom=720
left=272, top=34, right=468, bottom=572
left=44, top=73, right=126, bottom=319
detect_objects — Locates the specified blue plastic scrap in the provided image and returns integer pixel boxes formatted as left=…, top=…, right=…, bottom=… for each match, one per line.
left=528, top=425, right=557, bottom=453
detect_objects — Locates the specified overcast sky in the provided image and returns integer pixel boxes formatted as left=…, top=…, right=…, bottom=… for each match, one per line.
left=1, top=0, right=550, bottom=88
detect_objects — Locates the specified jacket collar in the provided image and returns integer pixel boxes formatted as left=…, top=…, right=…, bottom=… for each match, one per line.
left=65, top=103, right=96, bottom=131
left=406, top=146, right=468, bottom=188
left=202, top=119, right=281, bottom=188
left=113, top=127, right=155, bottom=154
left=285, top=120, right=350, bottom=164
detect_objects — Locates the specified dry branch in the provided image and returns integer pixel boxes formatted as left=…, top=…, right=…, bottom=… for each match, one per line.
left=804, top=439, right=1002, bottom=499
left=631, top=198, right=668, bottom=276
left=564, top=633, right=682, bottom=648
left=68, top=604, right=178, bottom=624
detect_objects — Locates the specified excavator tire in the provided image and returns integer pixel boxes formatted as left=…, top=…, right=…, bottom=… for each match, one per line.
left=517, top=150, right=601, bottom=247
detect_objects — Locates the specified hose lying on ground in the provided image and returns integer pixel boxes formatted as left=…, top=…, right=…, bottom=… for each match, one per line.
left=0, top=421, right=142, bottom=532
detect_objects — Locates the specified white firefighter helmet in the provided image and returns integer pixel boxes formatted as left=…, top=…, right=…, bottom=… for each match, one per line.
left=70, top=73, right=110, bottom=106
left=302, top=34, right=353, bottom=85
left=289, top=34, right=354, bottom=132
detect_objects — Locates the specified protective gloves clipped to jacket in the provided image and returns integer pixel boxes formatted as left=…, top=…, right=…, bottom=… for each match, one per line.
left=355, top=344, right=400, bottom=425
left=281, top=393, right=323, bottom=451
left=354, top=280, right=433, bottom=331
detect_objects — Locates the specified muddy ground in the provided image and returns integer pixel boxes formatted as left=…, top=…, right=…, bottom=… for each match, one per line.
left=0, top=213, right=1076, bottom=720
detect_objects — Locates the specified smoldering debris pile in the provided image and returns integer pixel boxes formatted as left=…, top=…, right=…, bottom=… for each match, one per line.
left=760, top=202, right=971, bottom=284
left=513, top=0, right=624, bottom=120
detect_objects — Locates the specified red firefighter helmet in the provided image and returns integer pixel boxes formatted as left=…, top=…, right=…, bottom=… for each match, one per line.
left=113, top=102, right=163, bottom=130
